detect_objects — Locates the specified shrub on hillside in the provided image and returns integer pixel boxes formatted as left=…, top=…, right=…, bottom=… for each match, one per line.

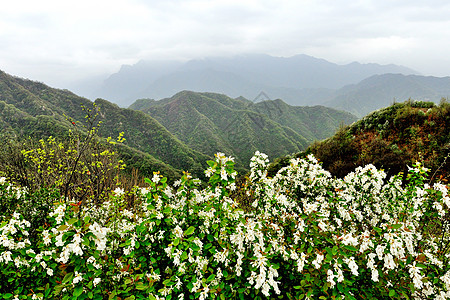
left=0, top=151, right=449, bottom=299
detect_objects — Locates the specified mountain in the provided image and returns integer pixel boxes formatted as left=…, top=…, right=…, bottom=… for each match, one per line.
left=129, top=91, right=357, bottom=168
left=251, top=99, right=357, bottom=142
left=269, top=100, right=450, bottom=181
left=0, top=70, right=208, bottom=180
left=85, top=54, right=417, bottom=107
left=325, top=74, right=450, bottom=117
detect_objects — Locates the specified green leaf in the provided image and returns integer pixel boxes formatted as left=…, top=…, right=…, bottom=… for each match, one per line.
left=190, top=244, right=200, bottom=252
left=207, top=160, right=216, bottom=168
left=184, top=226, right=195, bottom=236
left=148, top=296, right=156, bottom=300
left=73, top=285, right=83, bottom=297
left=206, top=274, right=216, bottom=282
left=135, top=284, right=148, bottom=290
left=62, top=272, right=74, bottom=284
left=68, top=218, right=78, bottom=225
left=374, top=227, right=382, bottom=233
left=332, top=246, right=338, bottom=255
left=173, top=238, right=180, bottom=246
left=212, top=223, right=218, bottom=230
left=57, top=224, right=69, bottom=231
left=343, top=245, right=358, bottom=252
left=391, top=224, right=402, bottom=230
left=389, top=289, right=396, bottom=297
left=181, top=251, right=188, bottom=261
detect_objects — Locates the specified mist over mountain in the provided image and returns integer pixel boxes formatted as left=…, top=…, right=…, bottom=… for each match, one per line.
left=325, top=74, right=450, bottom=117
left=0, top=69, right=357, bottom=177
left=84, top=54, right=418, bottom=107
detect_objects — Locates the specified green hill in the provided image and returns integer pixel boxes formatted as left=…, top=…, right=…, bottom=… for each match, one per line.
left=269, top=100, right=450, bottom=181
left=130, top=91, right=357, bottom=168
left=0, top=70, right=209, bottom=180
left=251, top=99, right=357, bottom=142
left=130, top=91, right=308, bottom=168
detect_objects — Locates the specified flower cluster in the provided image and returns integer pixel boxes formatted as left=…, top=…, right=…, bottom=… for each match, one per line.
left=0, top=152, right=449, bottom=299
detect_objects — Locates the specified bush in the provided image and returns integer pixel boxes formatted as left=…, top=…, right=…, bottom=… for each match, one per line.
left=0, top=105, right=128, bottom=207
left=0, top=151, right=449, bottom=299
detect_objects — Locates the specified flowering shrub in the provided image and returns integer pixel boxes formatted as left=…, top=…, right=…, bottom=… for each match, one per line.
left=0, top=152, right=449, bottom=299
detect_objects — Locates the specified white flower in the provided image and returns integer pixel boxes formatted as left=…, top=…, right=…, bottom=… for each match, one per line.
left=344, top=257, right=359, bottom=276
left=409, top=262, right=424, bottom=289
left=73, top=271, right=83, bottom=284
left=93, top=277, right=101, bottom=287
left=220, top=168, right=227, bottom=181
left=113, top=187, right=124, bottom=197
left=312, top=253, right=324, bottom=269
left=152, top=173, right=161, bottom=183
left=327, top=269, right=336, bottom=288
left=205, top=168, right=214, bottom=177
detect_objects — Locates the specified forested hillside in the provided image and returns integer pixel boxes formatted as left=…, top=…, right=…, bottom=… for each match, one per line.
left=269, top=100, right=450, bottom=181
left=0, top=70, right=207, bottom=180
left=129, top=91, right=357, bottom=167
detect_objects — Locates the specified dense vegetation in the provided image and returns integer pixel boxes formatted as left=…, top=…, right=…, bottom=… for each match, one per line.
left=1, top=70, right=356, bottom=178
left=129, top=91, right=356, bottom=169
left=2, top=69, right=450, bottom=299
left=269, top=100, right=450, bottom=182
left=0, top=140, right=449, bottom=299
left=0, top=70, right=209, bottom=180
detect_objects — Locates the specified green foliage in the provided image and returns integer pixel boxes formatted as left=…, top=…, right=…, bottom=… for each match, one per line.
left=0, top=71, right=207, bottom=181
left=1, top=152, right=449, bottom=299
left=129, top=91, right=356, bottom=170
left=0, top=105, right=127, bottom=206
left=270, top=100, right=450, bottom=181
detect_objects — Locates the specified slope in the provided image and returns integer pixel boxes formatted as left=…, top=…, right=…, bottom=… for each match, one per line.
left=130, top=91, right=358, bottom=168
left=251, top=99, right=357, bottom=142
left=269, top=100, right=450, bottom=181
left=325, top=74, right=450, bottom=117
left=130, top=91, right=309, bottom=167
left=0, top=70, right=209, bottom=179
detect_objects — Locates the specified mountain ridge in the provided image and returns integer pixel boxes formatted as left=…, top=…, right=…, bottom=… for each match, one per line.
left=129, top=91, right=357, bottom=168
left=83, top=53, right=417, bottom=107
left=325, top=73, right=450, bottom=117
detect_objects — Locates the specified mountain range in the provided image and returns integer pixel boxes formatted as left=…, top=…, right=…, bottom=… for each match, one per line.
left=80, top=54, right=418, bottom=108
left=325, top=74, right=450, bottom=117
left=73, top=53, right=450, bottom=119
left=0, top=70, right=356, bottom=178
left=129, top=91, right=356, bottom=167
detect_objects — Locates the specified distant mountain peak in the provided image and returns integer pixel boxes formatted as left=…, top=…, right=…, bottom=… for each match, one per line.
left=84, top=53, right=418, bottom=107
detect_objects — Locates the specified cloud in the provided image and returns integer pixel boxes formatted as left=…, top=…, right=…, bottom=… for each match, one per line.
left=1, top=0, right=450, bottom=87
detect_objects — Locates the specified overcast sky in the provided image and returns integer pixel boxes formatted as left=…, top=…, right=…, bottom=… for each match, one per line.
left=1, top=0, right=450, bottom=88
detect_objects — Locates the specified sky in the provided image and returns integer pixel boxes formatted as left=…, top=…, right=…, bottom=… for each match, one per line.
left=1, top=0, right=450, bottom=89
